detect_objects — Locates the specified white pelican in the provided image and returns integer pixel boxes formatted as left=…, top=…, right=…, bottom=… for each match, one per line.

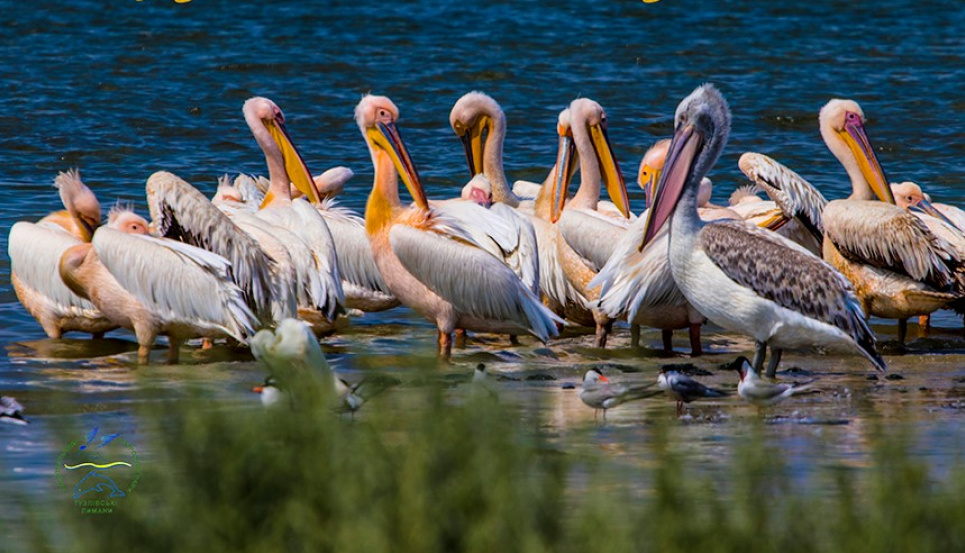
left=818, top=99, right=964, bottom=342
left=592, top=139, right=742, bottom=355
left=235, top=98, right=398, bottom=314
left=892, top=181, right=965, bottom=235
left=355, top=94, right=560, bottom=358
left=8, top=170, right=117, bottom=338
left=640, top=84, right=886, bottom=377
left=551, top=98, right=632, bottom=346
left=59, top=206, right=258, bottom=364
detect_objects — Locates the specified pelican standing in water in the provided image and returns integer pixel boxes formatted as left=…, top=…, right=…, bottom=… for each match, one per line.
left=641, top=84, right=885, bottom=377
left=59, top=206, right=258, bottom=364
left=549, top=98, right=632, bottom=347
left=9, top=170, right=117, bottom=338
left=818, top=99, right=965, bottom=343
left=355, top=94, right=560, bottom=358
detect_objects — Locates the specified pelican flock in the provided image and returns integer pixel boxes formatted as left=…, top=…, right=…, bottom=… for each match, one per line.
left=14, top=82, right=965, bottom=395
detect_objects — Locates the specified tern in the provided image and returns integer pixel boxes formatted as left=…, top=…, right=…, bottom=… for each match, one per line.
left=657, top=367, right=728, bottom=416
left=579, top=368, right=661, bottom=421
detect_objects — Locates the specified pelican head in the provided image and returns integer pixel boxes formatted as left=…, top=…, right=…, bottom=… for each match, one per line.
left=243, top=96, right=320, bottom=207
left=355, top=94, right=427, bottom=210
left=107, top=205, right=150, bottom=235
left=638, top=139, right=671, bottom=208
left=461, top=173, right=493, bottom=208
left=550, top=107, right=576, bottom=222
left=639, top=83, right=731, bottom=251
left=450, top=91, right=504, bottom=177
left=819, top=99, right=893, bottom=203
left=891, top=180, right=958, bottom=227
left=54, top=169, right=101, bottom=241
left=560, top=98, right=629, bottom=220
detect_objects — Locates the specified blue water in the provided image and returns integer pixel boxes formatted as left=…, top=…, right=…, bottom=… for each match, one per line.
left=3, top=0, right=965, bottom=546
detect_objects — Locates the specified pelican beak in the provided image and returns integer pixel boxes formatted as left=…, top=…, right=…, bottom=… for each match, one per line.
left=758, top=210, right=790, bottom=231
left=264, top=118, right=322, bottom=205
left=639, top=123, right=703, bottom=252
left=640, top=164, right=662, bottom=209
left=839, top=112, right=894, bottom=204
left=367, top=121, right=428, bottom=210
left=915, top=198, right=961, bottom=231
left=459, top=116, right=488, bottom=177
left=589, top=123, right=629, bottom=218
left=550, top=125, right=576, bottom=223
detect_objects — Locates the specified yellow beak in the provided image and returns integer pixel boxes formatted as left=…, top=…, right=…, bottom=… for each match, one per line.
left=366, top=121, right=428, bottom=210
left=837, top=114, right=894, bottom=204
left=264, top=118, right=322, bottom=205
left=589, top=123, right=629, bottom=218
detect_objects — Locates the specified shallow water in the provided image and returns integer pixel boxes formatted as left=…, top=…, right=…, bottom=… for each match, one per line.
left=3, top=0, right=965, bottom=546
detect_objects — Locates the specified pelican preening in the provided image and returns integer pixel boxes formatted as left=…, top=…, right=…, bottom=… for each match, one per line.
left=9, top=170, right=117, bottom=338
left=355, top=94, right=560, bottom=358
left=641, top=84, right=885, bottom=377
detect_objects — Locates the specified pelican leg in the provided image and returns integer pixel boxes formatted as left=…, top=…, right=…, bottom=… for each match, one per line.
left=201, top=338, right=214, bottom=350
left=92, top=332, right=105, bottom=340
left=166, top=336, right=185, bottom=365
left=438, top=331, right=453, bottom=360
left=918, top=315, right=931, bottom=338
left=688, top=324, right=702, bottom=357
left=752, top=341, right=767, bottom=375
left=137, top=345, right=151, bottom=365
left=676, top=400, right=683, bottom=417
left=661, top=329, right=673, bottom=353
left=630, top=324, right=641, bottom=348
left=509, top=334, right=520, bottom=346
left=898, top=318, right=908, bottom=345
left=454, top=328, right=468, bottom=348
left=135, top=326, right=156, bottom=365
left=765, top=347, right=783, bottom=378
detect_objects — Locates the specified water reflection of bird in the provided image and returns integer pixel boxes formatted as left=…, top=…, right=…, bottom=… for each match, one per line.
left=0, top=396, right=28, bottom=425
left=639, top=84, right=886, bottom=378
left=657, top=367, right=728, bottom=416
left=725, top=356, right=816, bottom=408
left=579, top=368, right=661, bottom=421
left=355, top=94, right=560, bottom=359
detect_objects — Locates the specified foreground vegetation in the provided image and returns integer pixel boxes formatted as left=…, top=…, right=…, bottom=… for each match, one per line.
left=17, top=383, right=965, bottom=553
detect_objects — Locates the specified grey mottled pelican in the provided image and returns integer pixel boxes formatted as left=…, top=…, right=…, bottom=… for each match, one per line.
left=59, top=206, right=258, bottom=364
left=550, top=98, right=632, bottom=347
left=641, top=84, right=885, bottom=377
left=8, top=170, right=117, bottom=338
left=356, top=94, right=560, bottom=359
left=818, top=99, right=965, bottom=343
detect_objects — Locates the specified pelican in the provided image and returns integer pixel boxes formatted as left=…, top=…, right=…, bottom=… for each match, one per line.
left=818, top=99, right=964, bottom=342
left=640, top=84, right=885, bottom=377
left=8, top=170, right=117, bottom=338
left=234, top=98, right=398, bottom=314
left=550, top=98, right=632, bottom=346
left=59, top=205, right=258, bottom=364
left=592, top=139, right=743, bottom=355
left=355, top=94, right=560, bottom=358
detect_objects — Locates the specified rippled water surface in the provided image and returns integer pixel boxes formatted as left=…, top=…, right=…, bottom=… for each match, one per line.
left=3, top=0, right=965, bottom=546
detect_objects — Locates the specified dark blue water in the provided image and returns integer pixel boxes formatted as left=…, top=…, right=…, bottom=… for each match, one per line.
left=3, top=0, right=965, bottom=546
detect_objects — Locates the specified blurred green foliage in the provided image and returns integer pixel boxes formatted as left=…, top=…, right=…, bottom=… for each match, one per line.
left=21, top=385, right=965, bottom=553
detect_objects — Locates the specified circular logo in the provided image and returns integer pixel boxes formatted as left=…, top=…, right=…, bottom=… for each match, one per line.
left=55, top=427, right=141, bottom=515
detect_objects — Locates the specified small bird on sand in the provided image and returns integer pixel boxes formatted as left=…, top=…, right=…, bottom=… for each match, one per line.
left=657, top=367, right=729, bottom=416
left=726, top=356, right=817, bottom=407
left=579, top=368, right=661, bottom=421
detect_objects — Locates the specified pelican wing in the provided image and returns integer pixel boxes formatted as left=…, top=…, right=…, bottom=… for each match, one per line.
left=389, top=224, right=560, bottom=341
left=8, top=222, right=102, bottom=317
left=557, top=208, right=630, bottom=272
left=491, top=203, right=540, bottom=294
left=700, top=220, right=882, bottom=369
left=92, top=228, right=258, bottom=342
left=531, top=217, right=587, bottom=309
left=432, top=200, right=519, bottom=256
left=233, top=174, right=266, bottom=210
left=318, top=199, right=393, bottom=296
left=512, top=180, right=543, bottom=200
left=590, top=214, right=685, bottom=321
left=146, top=171, right=277, bottom=322
left=824, top=200, right=964, bottom=290
left=739, top=152, right=827, bottom=241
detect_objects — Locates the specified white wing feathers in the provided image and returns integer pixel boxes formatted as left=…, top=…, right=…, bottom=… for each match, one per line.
left=319, top=204, right=392, bottom=296
left=8, top=222, right=101, bottom=317
left=389, top=225, right=561, bottom=342
left=557, top=208, right=630, bottom=272
left=92, top=228, right=258, bottom=342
